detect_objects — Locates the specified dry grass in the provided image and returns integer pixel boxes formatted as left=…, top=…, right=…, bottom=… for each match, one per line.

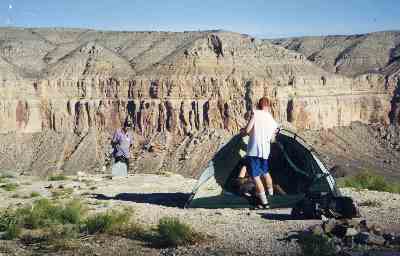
left=297, top=233, right=336, bottom=256
left=0, top=200, right=207, bottom=251
left=0, top=183, right=19, bottom=192
left=338, top=171, right=400, bottom=194
left=156, top=217, right=206, bottom=247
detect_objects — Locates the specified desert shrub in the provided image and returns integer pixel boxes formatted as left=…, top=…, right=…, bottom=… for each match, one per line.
left=48, top=175, right=68, bottom=181
left=339, top=171, right=400, bottom=193
left=19, top=199, right=61, bottom=229
left=20, top=225, right=80, bottom=249
left=0, top=199, right=84, bottom=241
left=82, top=209, right=132, bottom=235
left=17, top=199, right=84, bottom=229
left=0, top=183, right=19, bottom=191
left=30, top=192, right=40, bottom=198
left=0, top=173, right=15, bottom=184
left=2, top=223, right=21, bottom=240
left=297, top=233, right=336, bottom=256
left=0, top=210, right=21, bottom=240
left=51, top=188, right=74, bottom=199
left=0, top=200, right=151, bottom=251
left=156, top=217, right=204, bottom=247
left=59, top=200, right=86, bottom=225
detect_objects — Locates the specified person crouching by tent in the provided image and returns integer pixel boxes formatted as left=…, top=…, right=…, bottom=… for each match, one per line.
left=240, top=97, right=279, bottom=208
left=111, top=120, right=133, bottom=168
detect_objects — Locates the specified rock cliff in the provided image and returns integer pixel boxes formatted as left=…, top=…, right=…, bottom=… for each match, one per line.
left=0, top=28, right=398, bottom=177
left=270, top=31, right=400, bottom=127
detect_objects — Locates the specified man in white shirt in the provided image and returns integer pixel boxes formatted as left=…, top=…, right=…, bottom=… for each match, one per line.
left=241, top=97, right=279, bottom=207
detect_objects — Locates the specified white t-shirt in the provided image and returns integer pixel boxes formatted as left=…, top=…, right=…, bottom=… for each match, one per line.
left=247, top=110, right=279, bottom=160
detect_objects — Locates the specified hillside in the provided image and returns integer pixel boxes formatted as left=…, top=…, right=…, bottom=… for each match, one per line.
left=0, top=27, right=399, bottom=179
left=269, top=31, right=400, bottom=77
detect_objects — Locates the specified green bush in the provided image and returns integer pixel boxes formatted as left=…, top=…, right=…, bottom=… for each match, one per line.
left=297, top=233, right=336, bottom=256
left=20, top=199, right=61, bottom=229
left=82, top=209, right=131, bottom=235
left=18, top=199, right=84, bottom=229
left=339, top=171, right=400, bottom=193
left=0, top=199, right=85, bottom=241
left=48, top=175, right=68, bottom=181
left=1, top=183, right=19, bottom=191
left=30, top=192, right=40, bottom=198
left=157, top=217, right=204, bottom=247
left=0, top=210, right=21, bottom=240
left=0, top=200, right=158, bottom=251
left=59, top=200, right=86, bottom=225
left=2, top=222, right=21, bottom=240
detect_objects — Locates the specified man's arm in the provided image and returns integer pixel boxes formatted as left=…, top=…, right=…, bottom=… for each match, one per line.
left=111, top=130, right=120, bottom=147
left=270, top=118, right=280, bottom=142
left=240, top=114, right=255, bottom=136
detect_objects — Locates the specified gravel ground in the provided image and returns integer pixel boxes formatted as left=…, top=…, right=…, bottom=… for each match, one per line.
left=1, top=173, right=400, bottom=255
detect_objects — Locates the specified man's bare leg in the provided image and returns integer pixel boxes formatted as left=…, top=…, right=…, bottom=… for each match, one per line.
left=253, top=176, right=268, bottom=205
left=261, top=173, right=274, bottom=196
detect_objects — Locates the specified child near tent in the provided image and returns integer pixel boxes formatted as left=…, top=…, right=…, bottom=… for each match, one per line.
left=232, top=158, right=255, bottom=198
left=240, top=97, right=279, bottom=208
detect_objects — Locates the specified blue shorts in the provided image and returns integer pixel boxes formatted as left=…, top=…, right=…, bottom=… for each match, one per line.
left=247, top=156, right=269, bottom=177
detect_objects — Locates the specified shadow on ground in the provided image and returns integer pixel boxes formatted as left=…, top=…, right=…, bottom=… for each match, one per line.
left=91, top=193, right=191, bottom=208
left=258, top=212, right=303, bottom=221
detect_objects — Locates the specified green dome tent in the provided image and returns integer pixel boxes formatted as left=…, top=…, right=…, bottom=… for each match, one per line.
left=185, top=129, right=355, bottom=217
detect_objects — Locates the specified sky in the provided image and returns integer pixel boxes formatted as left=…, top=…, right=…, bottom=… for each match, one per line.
left=0, top=0, right=399, bottom=38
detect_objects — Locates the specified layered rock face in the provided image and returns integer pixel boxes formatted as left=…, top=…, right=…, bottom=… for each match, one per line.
left=270, top=31, right=400, bottom=77
left=270, top=31, right=400, bottom=126
left=270, top=31, right=400, bottom=179
left=0, top=28, right=396, bottom=176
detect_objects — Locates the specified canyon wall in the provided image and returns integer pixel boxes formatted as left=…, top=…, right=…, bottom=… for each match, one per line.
left=0, top=28, right=397, bottom=176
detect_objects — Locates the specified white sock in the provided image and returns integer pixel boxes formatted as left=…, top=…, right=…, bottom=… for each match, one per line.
left=257, top=192, right=268, bottom=205
left=268, top=188, right=274, bottom=196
